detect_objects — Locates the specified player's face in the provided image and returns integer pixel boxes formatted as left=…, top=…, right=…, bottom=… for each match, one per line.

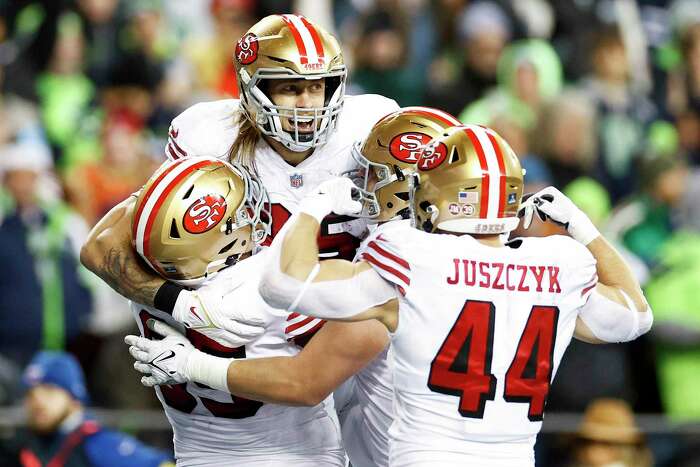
left=25, top=385, right=76, bottom=433
left=267, top=78, right=326, bottom=134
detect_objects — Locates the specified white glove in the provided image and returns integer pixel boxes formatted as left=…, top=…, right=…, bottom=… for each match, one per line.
left=125, top=320, right=192, bottom=387
left=172, top=288, right=266, bottom=348
left=125, top=319, right=232, bottom=392
left=518, top=186, right=600, bottom=245
left=298, top=177, right=363, bottom=223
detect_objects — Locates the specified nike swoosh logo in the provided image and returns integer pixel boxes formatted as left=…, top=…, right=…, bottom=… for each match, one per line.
left=152, top=350, right=175, bottom=364
left=190, top=307, right=204, bottom=322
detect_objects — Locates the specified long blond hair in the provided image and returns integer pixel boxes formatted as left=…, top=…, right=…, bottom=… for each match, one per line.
left=228, top=111, right=261, bottom=171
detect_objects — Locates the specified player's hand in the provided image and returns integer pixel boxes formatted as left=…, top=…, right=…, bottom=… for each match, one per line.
left=125, top=320, right=193, bottom=387
left=518, top=186, right=600, bottom=245
left=299, top=177, right=363, bottom=222
left=172, top=288, right=266, bottom=348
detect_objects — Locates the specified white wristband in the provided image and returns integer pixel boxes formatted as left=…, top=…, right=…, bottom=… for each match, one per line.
left=185, top=349, right=232, bottom=393
left=569, top=210, right=600, bottom=246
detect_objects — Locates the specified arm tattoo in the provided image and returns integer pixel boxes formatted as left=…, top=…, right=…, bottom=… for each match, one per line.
left=97, top=247, right=165, bottom=306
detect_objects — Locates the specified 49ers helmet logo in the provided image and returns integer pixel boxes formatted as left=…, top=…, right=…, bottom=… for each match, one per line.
left=183, top=194, right=227, bottom=234
left=417, top=141, right=448, bottom=171
left=389, top=132, right=433, bottom=163
left=235, top=33, right=259, bottom=65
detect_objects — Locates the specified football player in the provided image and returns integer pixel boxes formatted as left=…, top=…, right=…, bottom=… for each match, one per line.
left=80, top=14, right=398, bottom=347
left=124, top=157, right=345, bottom=466
left=248, top=125, right=651, bottom=466
left=125, top=107, right=462, bottom=467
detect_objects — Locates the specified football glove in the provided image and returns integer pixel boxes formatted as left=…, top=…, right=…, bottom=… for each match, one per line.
left=125, top=320, right=192, bottom=387
left=171, top=288, right=266, bottom=348
left=518, top=186, right=600, bottom=245
left=298, top=177, right=363, bottom=223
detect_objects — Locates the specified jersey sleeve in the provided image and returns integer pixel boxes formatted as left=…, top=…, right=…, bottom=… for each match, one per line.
left=356, top=223, right=411, bottom=294
left=558, top=237, right=598, bottom=311
left=165, top=99, right=241, bottom=161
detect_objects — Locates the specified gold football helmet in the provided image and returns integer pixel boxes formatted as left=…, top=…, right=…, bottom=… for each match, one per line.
left=410, top=125, right=525, bottom=234
left=132, top=157, right=270, bottom=286
left=348, top=106, right=461, bottom=221
left=234, top=14, right=346, bottom=152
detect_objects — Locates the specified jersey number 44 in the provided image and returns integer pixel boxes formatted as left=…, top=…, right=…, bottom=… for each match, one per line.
left=428, top=300, right=559, bottom=422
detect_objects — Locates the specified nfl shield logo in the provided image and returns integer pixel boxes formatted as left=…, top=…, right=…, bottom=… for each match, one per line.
left=290, top=173, right=303, bottom=188
left=507, top=192, right=517, bottom=205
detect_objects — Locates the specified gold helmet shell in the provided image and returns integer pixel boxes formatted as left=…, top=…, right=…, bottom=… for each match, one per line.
left=132, top=157, right=270, bottom=285
left=411, top=125, right=524, bottom=234
left=349, top=107, right=461, bottom=221
left=234, top=15, right=346, bottom=152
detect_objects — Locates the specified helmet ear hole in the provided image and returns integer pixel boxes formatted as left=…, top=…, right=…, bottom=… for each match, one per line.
left=448, top=147, right=460, bottom=164
left=170, top=220, right=181, bottom=239
left=182, top=185, right=194, bottom=200
left=218, top=239, right=237, bottom=254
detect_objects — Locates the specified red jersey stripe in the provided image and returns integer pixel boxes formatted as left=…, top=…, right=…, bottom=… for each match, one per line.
left=361, top=252, right=410, bottom=287
left=367, top=240, right=410, bottom=270
left=285, top=316, right=315, bottom=334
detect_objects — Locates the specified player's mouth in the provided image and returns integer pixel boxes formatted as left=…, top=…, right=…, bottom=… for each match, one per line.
left=287, top=116, right=315, bottom=133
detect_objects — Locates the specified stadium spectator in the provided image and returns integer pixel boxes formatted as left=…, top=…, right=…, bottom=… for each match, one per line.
left=569, top=398, right=653, bottom=467
left=426, top=1, right=511, bottom=116
left=0, top=351, right=172, bottom=467
left=0, top=143, right=92, bottom=369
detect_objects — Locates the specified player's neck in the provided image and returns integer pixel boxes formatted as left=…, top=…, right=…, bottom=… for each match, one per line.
left=472, top=234, right=505, bottom=248
left=266, top=137, right=314, bottom=166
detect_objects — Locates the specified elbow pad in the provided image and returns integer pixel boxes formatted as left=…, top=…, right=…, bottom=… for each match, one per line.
left=578, top=289, right=653, bottom=343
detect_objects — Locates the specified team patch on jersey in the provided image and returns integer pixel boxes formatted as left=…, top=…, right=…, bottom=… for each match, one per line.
left=235, top=33, right=259, bottom=65
left=183, top=194, right=227, bottom=234
left=389, top=132, right=432, bottom=163
left=289, top=173, right=304, bottom=188
left=417, top=141, right=448, bottom=171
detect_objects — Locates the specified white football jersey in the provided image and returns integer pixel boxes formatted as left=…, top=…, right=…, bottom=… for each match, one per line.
left=356, top=221, right=597, bottom=467
left=165, top=94, right=398, bottom=343
left=131, top=250, right=344, bottom=467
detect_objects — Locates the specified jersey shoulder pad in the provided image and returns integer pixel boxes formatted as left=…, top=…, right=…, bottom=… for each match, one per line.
left=357, top=220, right=412, bottom=291
left=85, top=429, right=172, bottom=467
left=166, top=99, right=241, bottom=161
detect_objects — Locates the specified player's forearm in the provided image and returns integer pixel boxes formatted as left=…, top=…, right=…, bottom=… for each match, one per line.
left=586, top=236, right=648, bottom=313
left=81, top=197, right=166, bottom=306
left=226, top=357, right=322, bottom=406
left=280, top=213, right=322, bottom=280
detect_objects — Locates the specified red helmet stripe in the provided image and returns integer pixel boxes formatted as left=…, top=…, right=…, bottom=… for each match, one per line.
left=299, top=16, right=325, bottom=60
left=464, top=127, right=490, bottom=218
left=486, top=132, right=507, bottom=218
left=141, top=159, right=220, bottom=271
left=133, top=159, right=186, bottom=240
left=281, top=15, right=309, bottom=64
left=402, top=106, right=461, bottom=127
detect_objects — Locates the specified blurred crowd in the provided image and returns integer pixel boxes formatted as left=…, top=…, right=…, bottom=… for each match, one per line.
left=1, top=0, right=700, bottom=465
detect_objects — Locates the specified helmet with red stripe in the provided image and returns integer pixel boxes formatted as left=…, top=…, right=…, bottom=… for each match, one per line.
left=234, top=14, right=346, bottom=152
left=410, top=125, right=524, bottom=235
left=347, top=107, right=461, bottom=221
left=132, top=157, right=270, bottom=286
